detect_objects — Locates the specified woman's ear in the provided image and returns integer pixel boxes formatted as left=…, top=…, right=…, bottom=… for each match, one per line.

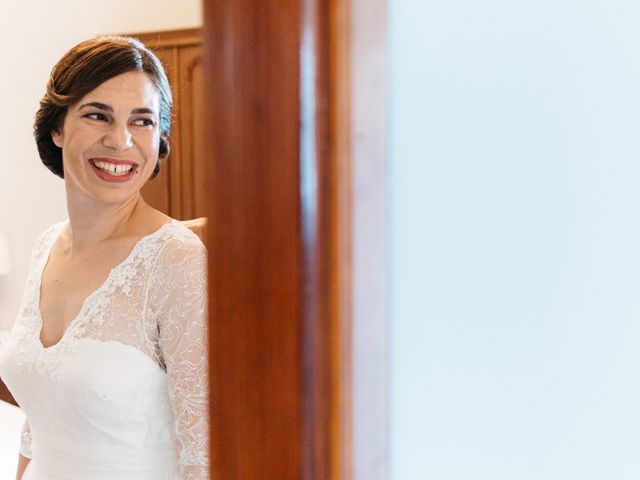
left=51, top=129, right=64, bottom=148
left=159, top=135, right=170, bottom=158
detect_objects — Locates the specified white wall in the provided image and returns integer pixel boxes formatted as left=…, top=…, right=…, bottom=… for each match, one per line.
left=0, top=401, right=24, bottom=477
left=390, top=1, right=640, bottom=479
left=0, top=1, right=202, bottom=331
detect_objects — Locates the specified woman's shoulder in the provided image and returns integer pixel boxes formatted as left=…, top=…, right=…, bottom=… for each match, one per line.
left=158, top=220, right=205, bottom=249
left=134, top=205, right=204, bottom=251
left=147, top=220, right=206, bottom=269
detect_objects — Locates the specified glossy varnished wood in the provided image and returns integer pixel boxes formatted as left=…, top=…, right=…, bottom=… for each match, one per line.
left=301, top=0, right=333, bottom=476
left=125, top=28, right=201, bottom=48
left=204, top=2, right=305, bottom=479
left=203, top=1, right=388, bottom=479
left=131, top=28, right=205, bottom=220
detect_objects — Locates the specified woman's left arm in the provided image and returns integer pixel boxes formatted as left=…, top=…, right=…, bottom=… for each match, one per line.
left=0, top=332, right=17, bottom=406
left=154, top=237, right=209, bottom=479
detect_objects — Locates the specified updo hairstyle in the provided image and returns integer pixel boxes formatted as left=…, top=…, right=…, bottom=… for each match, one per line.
left=34, top=36, right=173, bottom=179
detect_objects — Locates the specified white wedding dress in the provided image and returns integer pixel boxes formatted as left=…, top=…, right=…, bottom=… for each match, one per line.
left=0, top=220, right=209, bottom=480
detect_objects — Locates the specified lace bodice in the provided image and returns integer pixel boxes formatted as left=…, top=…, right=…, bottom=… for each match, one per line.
left=0, top=221, right=209, bottom=480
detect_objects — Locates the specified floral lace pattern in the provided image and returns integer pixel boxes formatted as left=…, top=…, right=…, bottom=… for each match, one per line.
left=20, top=421, right=32, bottom=458
left=0, top=221, right=209, bottom=479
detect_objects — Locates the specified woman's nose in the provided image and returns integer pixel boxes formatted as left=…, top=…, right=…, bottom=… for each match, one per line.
left=101, top=123, right=133, bottom=151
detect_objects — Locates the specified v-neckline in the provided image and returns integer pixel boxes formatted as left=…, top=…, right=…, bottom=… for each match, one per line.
left=35, top=220, right=176, bottom=351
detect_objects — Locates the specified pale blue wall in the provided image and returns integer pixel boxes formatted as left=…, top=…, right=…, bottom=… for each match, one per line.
left=389, top=1, right=640, bottom=479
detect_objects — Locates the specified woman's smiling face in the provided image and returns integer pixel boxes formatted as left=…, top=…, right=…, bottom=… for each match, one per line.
left=51, top=71, right=161, bottom=205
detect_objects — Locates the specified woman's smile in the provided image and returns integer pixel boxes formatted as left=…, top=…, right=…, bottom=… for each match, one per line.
left=88, top=158, right=139, bottom=183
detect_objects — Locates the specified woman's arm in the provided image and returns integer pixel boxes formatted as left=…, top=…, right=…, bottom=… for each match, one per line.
left=0, top=330, right=18, bottom=406
left=16, top=454, right=29, bottom=480
left=151, top=235, right=209, bottom=478
left=0, top=376, right=18, bottom=406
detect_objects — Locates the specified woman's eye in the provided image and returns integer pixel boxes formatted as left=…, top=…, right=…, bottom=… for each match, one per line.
left=82, top=112, right=108, bottom=121
left=133, top=118, right=155, bottom=127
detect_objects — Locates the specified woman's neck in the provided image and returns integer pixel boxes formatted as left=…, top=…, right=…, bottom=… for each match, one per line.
left=64, top=192, right=150, bottom=252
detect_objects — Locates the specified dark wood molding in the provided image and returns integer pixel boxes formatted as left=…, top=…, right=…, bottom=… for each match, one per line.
left=202, top=1, right=387, bottom=478
left=204, top=2, right=306, bottom=478
left=128, top=28, right=205, bottom=220
left=122, top=28, right=202, bottom=48
left=300, top=0, right=336, bottom=477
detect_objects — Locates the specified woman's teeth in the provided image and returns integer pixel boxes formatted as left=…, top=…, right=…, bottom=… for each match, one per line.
left=93, top=160, right=134, bottom=176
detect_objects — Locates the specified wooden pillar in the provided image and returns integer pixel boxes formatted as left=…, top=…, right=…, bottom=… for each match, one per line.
left=202, top=1, right=387, bottom=479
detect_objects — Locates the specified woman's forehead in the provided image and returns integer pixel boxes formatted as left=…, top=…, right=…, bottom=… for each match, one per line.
left=76, top=71, right=160, bottom=112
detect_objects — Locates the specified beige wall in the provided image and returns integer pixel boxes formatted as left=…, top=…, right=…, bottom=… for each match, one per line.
left=0, top=1, right=202, bottom=330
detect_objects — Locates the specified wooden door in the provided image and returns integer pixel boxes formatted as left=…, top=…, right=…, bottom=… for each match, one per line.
left=128, top=28, right=205, bottom=220
left=202, top=1, right=388, bottom=479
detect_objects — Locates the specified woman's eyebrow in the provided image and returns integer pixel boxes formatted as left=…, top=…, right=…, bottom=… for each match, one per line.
left=131, top=108, right=156, bottom=115
left=77, top=103, right=156, bottom=116
left=79, top=102, right=112, bottom=112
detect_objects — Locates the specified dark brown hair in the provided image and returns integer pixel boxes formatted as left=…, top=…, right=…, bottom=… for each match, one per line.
left=34, top=36, right=172, bottom=179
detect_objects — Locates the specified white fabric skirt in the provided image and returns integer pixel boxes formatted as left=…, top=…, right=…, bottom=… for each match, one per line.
left=21, top=440, right=178, bottom=480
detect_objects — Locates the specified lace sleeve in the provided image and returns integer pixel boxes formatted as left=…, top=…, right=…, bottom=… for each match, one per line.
left=20, top=421, right=32, bottom=458
left=149, top=234, right=209, bottom=479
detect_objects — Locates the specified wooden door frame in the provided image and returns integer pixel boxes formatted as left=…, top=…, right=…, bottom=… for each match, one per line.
left=202, top=1, right=387, bottom=478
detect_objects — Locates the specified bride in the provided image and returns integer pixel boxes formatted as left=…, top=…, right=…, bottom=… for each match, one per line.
left=0, top=36, right=209, bottom=479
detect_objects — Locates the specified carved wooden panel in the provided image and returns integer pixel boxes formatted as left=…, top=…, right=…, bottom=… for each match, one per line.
left=129, top=28, right=203, bottom=220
